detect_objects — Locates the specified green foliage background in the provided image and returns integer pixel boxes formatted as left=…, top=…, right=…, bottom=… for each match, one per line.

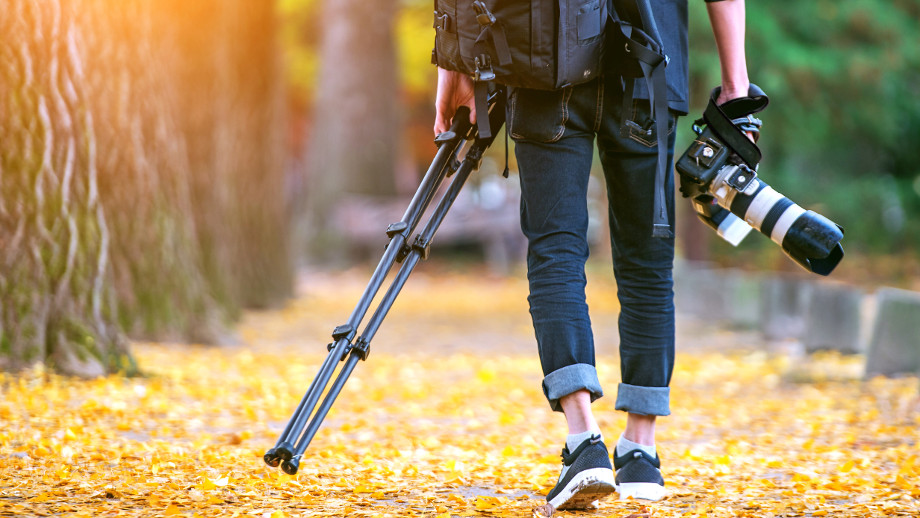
left=689, top=0, right=920, bottom=258
left=281, top=0, right=920, bottom=258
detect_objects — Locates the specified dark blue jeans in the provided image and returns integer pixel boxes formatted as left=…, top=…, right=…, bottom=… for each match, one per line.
left=508, top=74, right=677, bottom=416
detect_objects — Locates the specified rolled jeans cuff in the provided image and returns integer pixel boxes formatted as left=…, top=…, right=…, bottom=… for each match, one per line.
left=542, top=363, right=604, bottom=413
left=614, top=383, right=671, bottom=416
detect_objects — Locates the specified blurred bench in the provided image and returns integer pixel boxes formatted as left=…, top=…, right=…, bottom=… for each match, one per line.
left=332, top=178, right=525, bottom=273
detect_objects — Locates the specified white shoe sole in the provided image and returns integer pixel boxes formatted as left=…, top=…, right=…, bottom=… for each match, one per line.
left=616, top=481, right=667, bottom=501
left=548, top=468, right=616, bottom=510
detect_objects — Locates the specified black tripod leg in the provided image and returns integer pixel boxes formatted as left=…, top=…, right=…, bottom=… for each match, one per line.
left=263, top=338, right=350, bottom=466
left=264, top=104, right=495, bottom=473
left=359, top=161, right=479, bottom=346
left=281, top=351, right=363, bottom=475
left=263, top=118, right=471, bottom=469
left=263, top=179, right=440, bottom=468
left=339, top=123, right=468, bottom=327
left=355, top=99, right=506, bottom=347
left=278, top=154, right=482, bottom=475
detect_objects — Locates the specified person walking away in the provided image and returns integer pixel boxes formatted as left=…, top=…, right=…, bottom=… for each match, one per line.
left=434, top=0, right=752, bottom=510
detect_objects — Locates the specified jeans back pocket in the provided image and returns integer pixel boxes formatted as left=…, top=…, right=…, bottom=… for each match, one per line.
left=508, top=87, right=571, bottom=143
left=625, top=99, right=676, bottom=148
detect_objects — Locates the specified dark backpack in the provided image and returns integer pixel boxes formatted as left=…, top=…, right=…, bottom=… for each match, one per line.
left=432, top=0, right=607, bottom=91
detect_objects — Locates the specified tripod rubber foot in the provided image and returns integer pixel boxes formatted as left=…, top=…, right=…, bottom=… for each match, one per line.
left=264, top=443, right=295, bottom=468
left=281, top=458, right=300, bottom=476
left=264, top=449, right=282, bottom=467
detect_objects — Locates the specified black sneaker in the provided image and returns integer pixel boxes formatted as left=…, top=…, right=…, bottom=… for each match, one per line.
left=613, top=449, right=666, bottom=501
left=546, top=435, right=616, bottom=510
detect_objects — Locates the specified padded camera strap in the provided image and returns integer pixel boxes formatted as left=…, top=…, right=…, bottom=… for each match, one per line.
left=701, top=85, right=769, bottom=168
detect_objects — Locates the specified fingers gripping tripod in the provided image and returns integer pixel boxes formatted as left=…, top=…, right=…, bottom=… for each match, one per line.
left=264, top=90, right=507, bottom=475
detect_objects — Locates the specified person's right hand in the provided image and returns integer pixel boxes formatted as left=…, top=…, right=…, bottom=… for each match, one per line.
left=717, top=84, right=757, bottom=143
left=433, top=67, right=476, bottom=136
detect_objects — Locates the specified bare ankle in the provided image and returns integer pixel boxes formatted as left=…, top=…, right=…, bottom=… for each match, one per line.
left=559, top=390, right=599, bottom=435
left=623, top=413, right=656, bottom=446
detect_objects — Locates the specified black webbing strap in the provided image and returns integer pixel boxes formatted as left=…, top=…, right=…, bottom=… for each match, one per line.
left=471, top=0, right=511, bottom=139
left=701, top=85, right=769, bottom=168
left=646, top=60, right=671, bottom=238
left=473, top=82, right=492, bottom=139
left=611, top=0, right=672, bottom=238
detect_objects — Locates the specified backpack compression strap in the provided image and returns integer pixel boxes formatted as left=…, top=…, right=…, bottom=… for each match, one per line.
left=471, top=0, right=511, bottom=139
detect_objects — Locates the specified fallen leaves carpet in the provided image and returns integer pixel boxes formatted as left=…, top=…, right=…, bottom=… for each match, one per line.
left=2, top=267, right=919, bottom=517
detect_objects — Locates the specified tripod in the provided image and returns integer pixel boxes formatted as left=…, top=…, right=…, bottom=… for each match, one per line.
left=264, top=89, right=507, bottom=475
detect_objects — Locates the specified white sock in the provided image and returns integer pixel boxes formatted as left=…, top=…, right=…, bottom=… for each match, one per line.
left=566, top=430, right=603, bottom=453
left=616, top=434, right=657, bottom=459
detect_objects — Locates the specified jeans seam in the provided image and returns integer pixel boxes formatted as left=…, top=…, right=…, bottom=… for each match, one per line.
left=593, top=80, right=604, bottom=133
left=509, top=89, right=519, bottom=140
left=555, top=86, right=573, bottom=142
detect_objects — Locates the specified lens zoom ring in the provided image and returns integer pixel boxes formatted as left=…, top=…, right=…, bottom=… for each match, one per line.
left=729, top=182, right=766, bottom=221
left=759, top=197, right=795, bottom=239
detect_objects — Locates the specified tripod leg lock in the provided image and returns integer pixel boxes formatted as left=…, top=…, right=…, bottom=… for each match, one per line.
left=386, top=221, right=408, bottom=239
left=327, top=340, right=354, bottom=361
left=412, top=234, right=431, bottom=260
left=332, top=324, right=356, bottom=341
left=329, top=325, right=357, bottom=359
left=434, top=130, right=458, bottom=145
left=396, top=244, right=411, bottom=263
left=446, top=157, right=462, bottom=177
left=354, top=337, right=371, bottom=361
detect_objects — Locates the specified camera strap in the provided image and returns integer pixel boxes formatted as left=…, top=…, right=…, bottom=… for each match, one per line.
left=701, top=85, right=769, bottom=168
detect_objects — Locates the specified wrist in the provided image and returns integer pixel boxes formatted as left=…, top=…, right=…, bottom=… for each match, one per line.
left=720, top=77, right=749, bottom=96
left=718, top=81, right=750, bottom=104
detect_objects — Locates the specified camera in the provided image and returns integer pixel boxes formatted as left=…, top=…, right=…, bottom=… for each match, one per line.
left=676, top=85, right=844, bottom=276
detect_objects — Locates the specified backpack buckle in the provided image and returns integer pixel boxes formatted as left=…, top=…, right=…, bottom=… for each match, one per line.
left=472, top=0, right=496, bottom=26
left=474, top=55, right=495, bottom=82
left=433, top=10, right=451, bottom=31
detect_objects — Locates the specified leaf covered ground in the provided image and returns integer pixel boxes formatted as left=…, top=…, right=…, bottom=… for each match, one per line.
left=2, top=267, right=919, bottom=517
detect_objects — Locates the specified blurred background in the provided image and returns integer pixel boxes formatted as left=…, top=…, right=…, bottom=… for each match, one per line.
left=2, top=0, right=919, bottom=375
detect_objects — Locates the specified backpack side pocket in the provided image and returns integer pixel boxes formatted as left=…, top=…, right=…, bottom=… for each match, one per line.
left=434, top=0, right=462, bottom=72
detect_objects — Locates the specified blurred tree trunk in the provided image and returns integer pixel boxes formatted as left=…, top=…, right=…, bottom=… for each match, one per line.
left=172, top=0, right=293, bottom=310
left=0, top=1, right=133, bottom=376
left=84, top=0, right=240, bottom=343
left=222, top=2, right=292, bottom=309
left=91, top=0, right=292, bottom=340
left=0, top=0, right=292, bottom=375
left=301, top=0, right=402, bottom=259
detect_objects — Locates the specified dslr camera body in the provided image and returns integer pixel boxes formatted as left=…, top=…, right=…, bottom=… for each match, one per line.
left=676, top=85, right=844, bottom=276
